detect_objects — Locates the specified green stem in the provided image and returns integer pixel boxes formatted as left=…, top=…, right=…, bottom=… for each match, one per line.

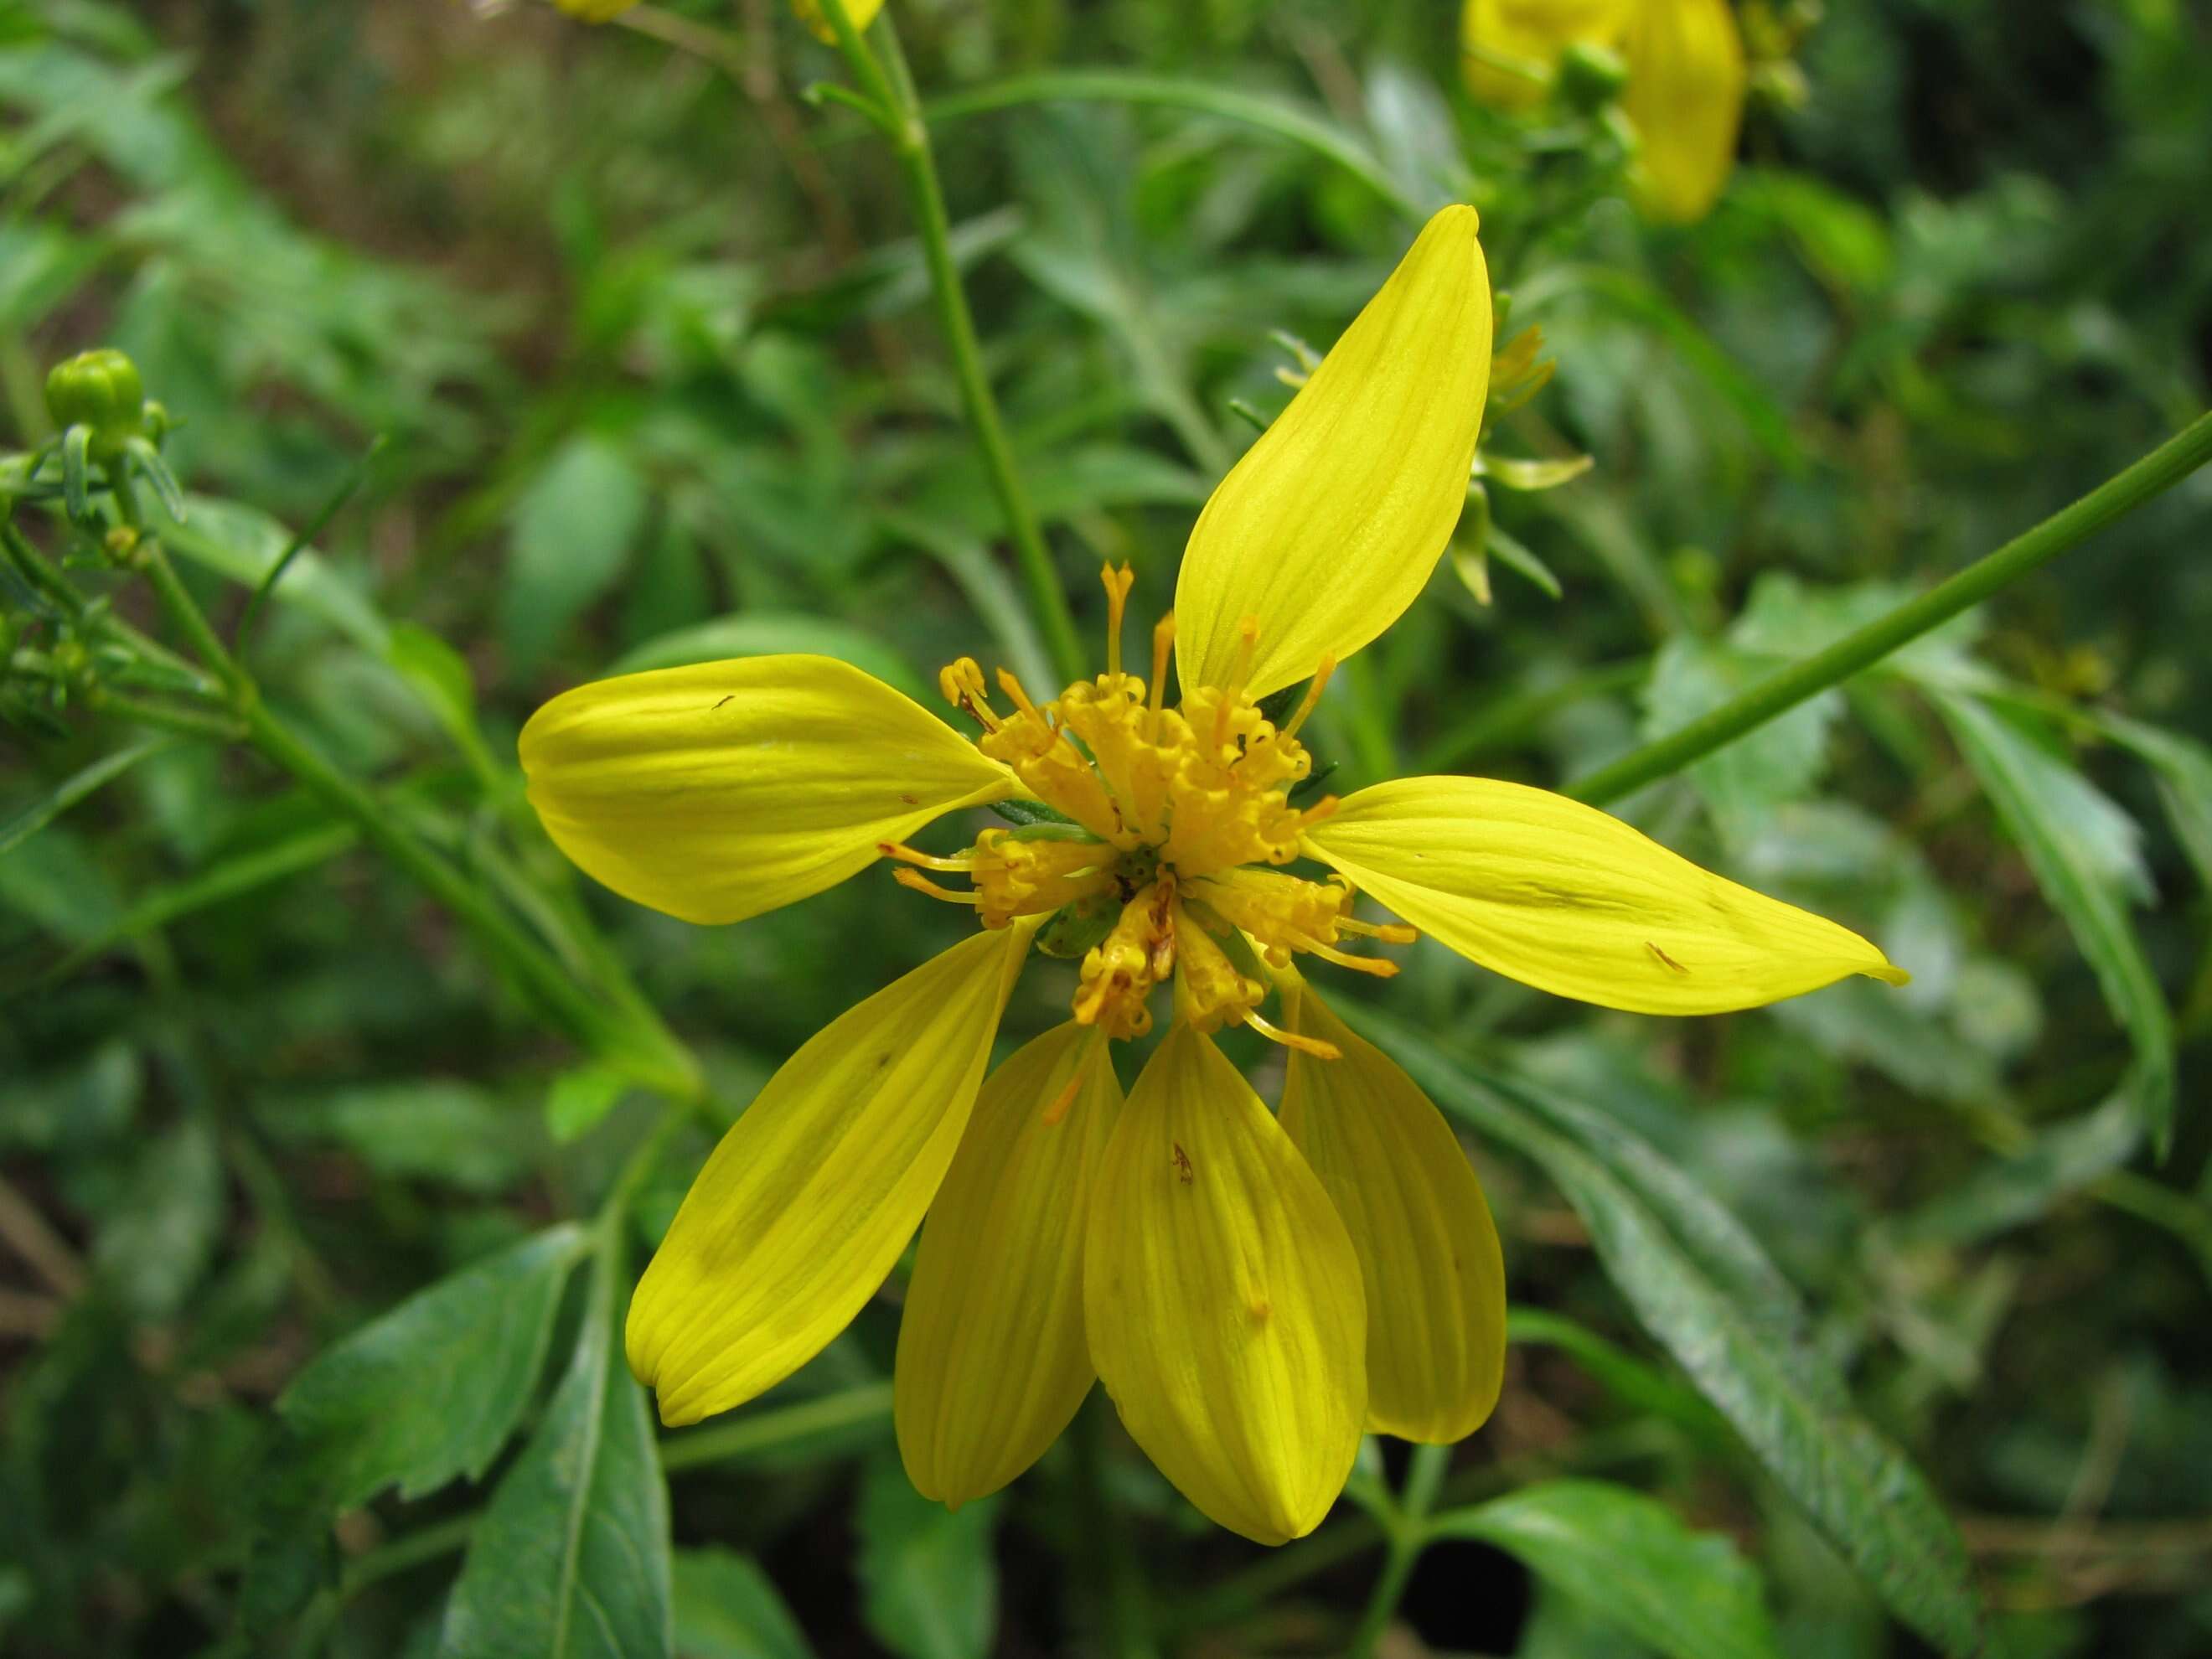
left=1071, top=1398, right=1159, bottom=1659
left=84, top=687, right=246, bottom=742
left=819, top=1, right=1088, bottom=685
left=923, top=70, right=1427, bottom=220
left=112, top=478, right=250, bottom=696
left=1345, top=1444, right=1450, bottom=1658
left=659, top=1382, right=895, bottom=1473
left=1564, top=409, right=2212, bottom=808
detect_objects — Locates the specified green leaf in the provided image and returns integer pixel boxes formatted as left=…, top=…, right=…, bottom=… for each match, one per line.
left=1351, top=1009, right=1984, bottom=1657
left=387, top=622, right=499, bottom=775
left=0, top=1040, right=141, bottom=1154
left=263, top=1080, right=541, bottom=1195
left=1478, top=452, right=1594, bottom=492
left=1506, top=1310, right=1728, bottom=1444
left=1937, top=695, right=2174, bottom=1155
left=278, top=1224, right=589, bottom=1509
left=155, top=494, right=390, bottom=652
left=608, top=613, right=925, bottom=701
left=0, top=736, right=174, bottom=856
left=499, top=435, right=650, bottom=674
left=1430, top=1481, right=1780, bottom=1659
left=1643, top=638, right=1841, bottom=839
left=671, top=1548, right=816, bottom=1659
left=855, top=1448, right=999, bottom=1659
left=442, top=1262, right=673, bottom=1659
left=92, top=1117, right=223, bottom=1320
left=546, top=1063, right=632, bottom=1145
left=2095, top=712, right=2212, bottom=897
left=1893, top=1093, right=2140, bottom=1248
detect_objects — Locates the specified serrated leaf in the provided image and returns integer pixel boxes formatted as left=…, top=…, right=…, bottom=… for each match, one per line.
left=2096, top=712, right=2212, bottom=897
left=608, top=614, right=925, bottom=701
left=1430, top=1480, right=1780, bottom=1659
left=499, top=436, right=649, bottom=674
left=855, top=1448, right=999, bottom=1659
left=1350, top=1009, right=1984, bottom=1657
left=278, top=1225, right=589, bottom=1508
left=1938, top=695, right=2173, bottom=1155
left=671, top=1548, right=815, bottom=1659
left=0, top=736, right=174, bottom=856
left=441, top=1262, right=671, bottom=1659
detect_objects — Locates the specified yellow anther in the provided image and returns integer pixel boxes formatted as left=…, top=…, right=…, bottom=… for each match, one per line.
left=1337, top=915, right=1419, bottom=945
left=1099, top=562, right=1136, bottom=680
left=1148, top=614, right=1176, bottom=716
left=1281, top=654, right=1336, bottom=742
left=938, top=657, right=1000, bottom=731
left=890, top=866, right=978, bottom=907
left=1303, top=942, right=1399, bottom=979
left=1243, top=1007, right=1340, bottom=1060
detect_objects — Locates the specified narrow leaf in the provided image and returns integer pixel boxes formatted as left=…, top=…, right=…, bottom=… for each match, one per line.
left=1938, top=695, right=2174, bottom=1154
left=0, top=736, right=174, bottom=856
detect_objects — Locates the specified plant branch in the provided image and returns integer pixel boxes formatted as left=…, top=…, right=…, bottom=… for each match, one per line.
left=1564, top=409, right=2212, bottom=807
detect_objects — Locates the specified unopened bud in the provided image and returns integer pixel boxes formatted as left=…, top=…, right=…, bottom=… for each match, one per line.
left=44, top=349, right=148, bottom=457
left=1556, top=40, right=1628, bottom=115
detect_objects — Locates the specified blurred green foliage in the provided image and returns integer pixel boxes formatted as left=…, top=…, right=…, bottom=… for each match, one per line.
left=3, top=0, right=2210, bottom=1656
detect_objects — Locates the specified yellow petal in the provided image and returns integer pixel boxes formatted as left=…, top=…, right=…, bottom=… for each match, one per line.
left=1083, top=1025, right=1365, bottom=1544
left=1174, top=207, right=1493, bottom=700
left=1460, top=0, right=1631, bottom=111
left=519, top=655, right=1013, bottom=926
left=1620, top=0, right=1745, bottom=223
left=791, top=0, right=886, bottom=45
left=896, top=1023, right=1120, bottom=1507
left=1279, top=980, right=1506, bottom=1444
left=1304, top=776, right=1908, bottom=1015
left=628, top=924, right=1031, bottom=1425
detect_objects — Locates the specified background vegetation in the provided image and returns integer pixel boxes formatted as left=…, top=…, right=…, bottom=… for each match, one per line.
left=3, top=1, right=2209, bottom=1656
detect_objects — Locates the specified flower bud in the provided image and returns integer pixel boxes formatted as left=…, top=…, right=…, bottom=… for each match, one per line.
left=44, top=349, right=147, bottom=457
left=791, top=0, right=886, bottom=46
left=1556, top=39, right=1629, bottom=113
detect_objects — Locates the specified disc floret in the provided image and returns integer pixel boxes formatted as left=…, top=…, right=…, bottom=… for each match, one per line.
left=890, top=566, right=1414, bottom=1053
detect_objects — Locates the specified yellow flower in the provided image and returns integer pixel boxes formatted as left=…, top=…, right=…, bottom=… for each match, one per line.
left=789, top=0, right=886, bottom=46
left=519, top=204, right=1904, bottom=1543
left=1460, top=0, right=1747, bottom=223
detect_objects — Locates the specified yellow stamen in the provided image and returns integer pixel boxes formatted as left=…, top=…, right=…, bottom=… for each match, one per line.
left=1148, top=614, right=1176, bottom=715
left=877, top=840, right=973, bottom=873
left=1280, top=654, right=1336, bottom=742
left=1302, top=942, right=1399, bottom=978
left=1100, top=562, right=1136, bottom=680
left=996, top=667, right=1047, bottom=726
left=891, top=866, right=978, bottom=907
left=1243, top=1007, right=1340, bottom=1060
left=1337, top=915, right=1419, bottom=944
left=938, top=657, right=1000, bottom=731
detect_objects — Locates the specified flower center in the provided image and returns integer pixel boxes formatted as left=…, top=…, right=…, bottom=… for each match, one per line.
left=882, top=566, right=1413, bottom=1054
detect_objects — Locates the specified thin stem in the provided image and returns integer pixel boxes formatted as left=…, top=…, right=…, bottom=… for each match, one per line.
left=1070, top=1398, right=1159, bottom=1659
left=111, top=476, right=247, bottom=695
left=659, top=1382, right=896, bottom=1473
left=817, top=0, right=1088, bottom=686
left=1565, top=409, right=2212, bottom=807
left=1345, top=1444, right=1450, bottom=1658
left=84, top=687, right=245, bottom=742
